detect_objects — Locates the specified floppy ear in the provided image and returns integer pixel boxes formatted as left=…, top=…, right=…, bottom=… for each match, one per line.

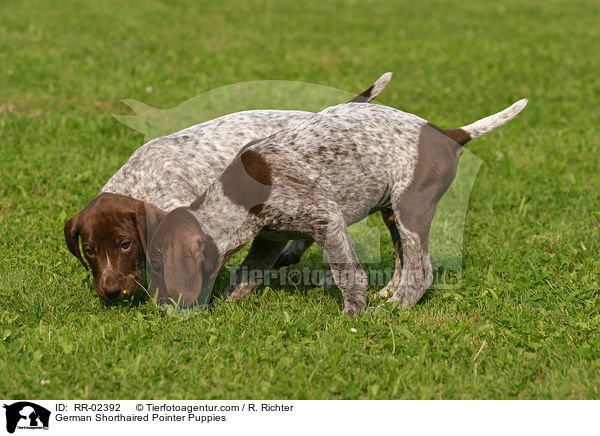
left=159, top=238, right=202, bottom=307
left=133, top=201, right=167, bottom=257
left=64, top=213, right=88, bottom=270
left=161, top=237, right=219, bottom=306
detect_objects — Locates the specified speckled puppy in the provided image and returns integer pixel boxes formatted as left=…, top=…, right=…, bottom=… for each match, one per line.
left=148, top=98, right=527, bottom=315
left=64, top=73, right=392, bottom=302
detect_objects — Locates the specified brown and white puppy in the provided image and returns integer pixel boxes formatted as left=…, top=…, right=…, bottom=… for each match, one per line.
left=64, top=73, right=393, bottom=301
left=148, top=98, right=528, bottom=314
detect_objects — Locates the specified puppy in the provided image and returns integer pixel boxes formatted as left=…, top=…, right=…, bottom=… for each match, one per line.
left=64, top=73, right=392, bottom=301
left=149, top=98, right=527, bottom=314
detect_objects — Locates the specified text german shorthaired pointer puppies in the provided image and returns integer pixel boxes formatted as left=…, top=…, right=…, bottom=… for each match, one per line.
left=64, top=73, right=392, bottom=302
left=149, top=98, right=527, bottom=314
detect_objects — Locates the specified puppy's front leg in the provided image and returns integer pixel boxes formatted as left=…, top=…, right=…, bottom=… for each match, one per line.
left=313, top=213, right=368, bottom=316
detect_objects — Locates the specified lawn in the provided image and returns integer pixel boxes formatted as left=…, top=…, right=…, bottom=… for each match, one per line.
left=0, top=0, right=599, bottom=399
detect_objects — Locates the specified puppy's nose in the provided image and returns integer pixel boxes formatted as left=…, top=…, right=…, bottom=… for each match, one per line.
left=102, top=285, right=122, bottom=299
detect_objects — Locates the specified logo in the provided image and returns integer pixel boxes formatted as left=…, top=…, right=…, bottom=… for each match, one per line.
left=3, top=402, right=50, bottom=434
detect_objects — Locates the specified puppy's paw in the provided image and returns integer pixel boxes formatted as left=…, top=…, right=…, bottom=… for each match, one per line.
left=342, top=297, right=366, bottom=317
left=225, top=282, right=255, bottom=301
left=342, top=306, right=363, bottom=317
left=377, top=278, right=402, bottom=299
left=386, top=293, right=414, bottom=308
left=378, top=287, right=392, bottom=298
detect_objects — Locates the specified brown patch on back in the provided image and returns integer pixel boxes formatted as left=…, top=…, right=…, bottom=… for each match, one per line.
left=240, top=149, right=272, bottom=186
left=221, top=149, right=273, bottom=215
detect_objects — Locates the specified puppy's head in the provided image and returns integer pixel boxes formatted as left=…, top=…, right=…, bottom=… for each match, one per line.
left=64, top=192, right=166, bottom=301
left=148, top=208, right=219, bottom=306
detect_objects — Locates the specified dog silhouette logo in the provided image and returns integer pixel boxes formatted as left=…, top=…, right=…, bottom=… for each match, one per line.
left=2, top=402, right=50, bottom=433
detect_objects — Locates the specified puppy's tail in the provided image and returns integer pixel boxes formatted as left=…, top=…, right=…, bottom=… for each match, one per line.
left=442, top=98, right=528, bottom=145
left=349, top=72, right=393, bottom=103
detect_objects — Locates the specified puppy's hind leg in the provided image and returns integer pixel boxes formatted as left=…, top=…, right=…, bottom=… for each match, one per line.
left=386, top=194, right=435, bottom=307
left=378, top=208, right=403, bottom=298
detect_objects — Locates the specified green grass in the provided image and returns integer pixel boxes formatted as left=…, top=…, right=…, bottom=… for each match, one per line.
left=1, top=0, right=599, bottom=399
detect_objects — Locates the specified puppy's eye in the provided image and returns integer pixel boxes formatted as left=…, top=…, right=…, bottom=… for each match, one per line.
left=120, top=241, right=132, bottom=252
left=84, top=248, right=96, bottom=257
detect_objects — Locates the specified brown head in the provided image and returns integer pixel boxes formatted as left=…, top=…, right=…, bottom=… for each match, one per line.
left=64, top=192, right=166, bottom=301
left=148, top=208, right=219, bottom=307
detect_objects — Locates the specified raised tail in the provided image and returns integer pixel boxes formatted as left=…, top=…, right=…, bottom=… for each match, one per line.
left=349, top=72, right=393, bottom=103
left=442, top=98, right=528, bottom=145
